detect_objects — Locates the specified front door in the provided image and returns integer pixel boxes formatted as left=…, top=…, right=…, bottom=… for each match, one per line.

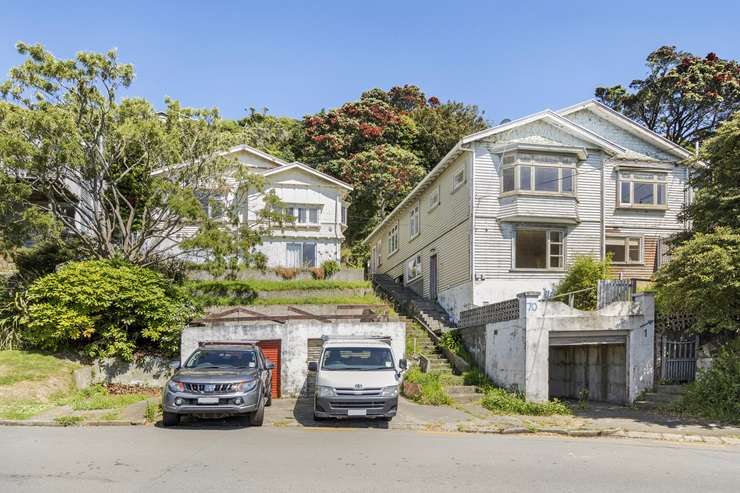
left=429, top=254, right=438, bottom=301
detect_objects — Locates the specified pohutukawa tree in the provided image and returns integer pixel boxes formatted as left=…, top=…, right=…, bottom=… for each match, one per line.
left=0, top=43, right=285, bottom=269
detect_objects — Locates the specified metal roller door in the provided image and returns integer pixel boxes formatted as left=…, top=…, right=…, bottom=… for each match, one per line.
left=256, top=340, right=281, bottom=399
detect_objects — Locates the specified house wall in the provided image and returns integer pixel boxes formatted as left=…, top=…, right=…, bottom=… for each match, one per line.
left=365, top=152, right=473, bottom=318
left=181, top=321, right=406, bottom=397
left=254, top=238, right=340, bottom=268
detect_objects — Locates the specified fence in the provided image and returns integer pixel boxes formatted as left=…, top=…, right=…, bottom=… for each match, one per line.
left=596, top=279, right=633, bottom=309
left=458, top=298, right=519, bottom=329
left=657, top=335, right=699, bottom=383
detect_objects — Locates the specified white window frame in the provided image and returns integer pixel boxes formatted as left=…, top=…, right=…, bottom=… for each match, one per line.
left=406, top=254, right=422, bottom=282
left=512, top=227, right=565, bottom=271
left=387, top=222, right=399, bottom=256
left=409, top=202, right=420, bottom=240
left=284, top=205, right=322, bottom=226
left=617, top=171, right=668, bottom=209
left=340, top=204, right=347, bottom=225
left=605, top=235, right=643, bottom=265
left=452, top=167, right=466, bottom=193
left=427, top=185, right=440, bottom=212
left=501, top=153, right=577, bottom=196
left=375, top=240, right=382, bottom=268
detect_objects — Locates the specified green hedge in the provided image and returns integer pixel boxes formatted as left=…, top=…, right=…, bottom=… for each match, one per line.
left=186, top=279, right=371, bottom=306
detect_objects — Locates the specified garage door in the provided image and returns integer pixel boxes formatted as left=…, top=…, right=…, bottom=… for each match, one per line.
left=305, top=338, right=324, bottom=397
left=549, top=344, right=626, bottom=404
left=256, top=340, right=281, bottom=399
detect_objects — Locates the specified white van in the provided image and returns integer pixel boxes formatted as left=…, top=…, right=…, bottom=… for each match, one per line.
left=308, top=336, right=407, bottom=421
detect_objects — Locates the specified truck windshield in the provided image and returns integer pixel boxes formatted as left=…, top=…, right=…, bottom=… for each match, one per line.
left=321, top=347, right=394, bottom=371
left=185, top=350, right=258, bottom=369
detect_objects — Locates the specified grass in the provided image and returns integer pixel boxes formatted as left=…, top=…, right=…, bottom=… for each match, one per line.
left=144, top=401, right=161, bottom=423
left=0, top=401, right=55, bottom=420
left=54, top=415, right=84, bottom=427
left=58, top=385, right=151, bottom=411
left=0, top=350, right=80, bottom=386
left=403, top=367, right=452, bottom=406
left=187, top=279, right=369, bottom=293
left=252, top=294, right=383, bottom=305
left=481, top=387, right=572, bottom=416
left=99, top=411, right=121, bottom=421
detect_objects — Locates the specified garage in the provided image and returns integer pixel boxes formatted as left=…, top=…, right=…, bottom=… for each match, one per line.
left=256, top=340, right=281, bottom=399
left=548, top=331, right=628, bottom=404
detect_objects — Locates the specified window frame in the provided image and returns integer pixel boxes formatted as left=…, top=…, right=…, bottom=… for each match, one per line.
left=501, top=153, right=577, bottom=196
left=375, top=239, right=382, bottom=268
left=452, top=167, right=466, bottom=193
left=285, top=241, right=317, bottom=268
left=427, top=185, right=440, bottom=212
left=512, top=227, right=566, bottom=271
left=616, top=171, right=668, bottom=209
left=387, top=222, right=399, bottom=257
left=409, top=201, right=420, bottom=240
left=406, top=254, right=422, bottom=282
left=284, top=205, right=322, bottom=226
left=605, top=235, right=643, bottom=265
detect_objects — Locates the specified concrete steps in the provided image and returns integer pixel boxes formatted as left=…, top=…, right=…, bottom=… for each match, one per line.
left=634, top=385, right=687, bottom=410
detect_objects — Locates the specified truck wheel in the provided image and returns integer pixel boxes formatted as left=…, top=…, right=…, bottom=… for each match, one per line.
left=249, top=399, right=265, bottom=427
left=162, top=412, right=180, bottom=427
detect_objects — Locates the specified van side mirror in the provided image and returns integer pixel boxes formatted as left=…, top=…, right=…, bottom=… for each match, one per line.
left=169, top=360, right=181, bottom=370
left=308, top=361, right=318, bottom=372
left=265, top=360, right=275, bottom=370
left=399, top=359, right=408, bottom=370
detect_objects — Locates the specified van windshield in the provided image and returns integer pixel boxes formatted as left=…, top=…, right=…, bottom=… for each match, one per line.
left=321, top=347, right=395, bottom=371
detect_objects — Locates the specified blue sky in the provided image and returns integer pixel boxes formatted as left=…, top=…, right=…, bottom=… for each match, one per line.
left=2, top=1, right=739, bottom=124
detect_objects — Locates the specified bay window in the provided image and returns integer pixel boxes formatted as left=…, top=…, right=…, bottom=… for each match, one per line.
left=514, top=228, right=564, bottom=270
left=501, top=153, right=577, bottom=194
left=617, top=172, right=667, bottom=208
left=606, top=236, right=642, bottom=264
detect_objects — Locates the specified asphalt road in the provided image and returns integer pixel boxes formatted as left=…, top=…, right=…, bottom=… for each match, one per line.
left=1, top=425, right=738, bottom=493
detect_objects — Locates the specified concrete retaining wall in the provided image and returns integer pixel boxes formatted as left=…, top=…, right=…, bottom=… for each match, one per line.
left=181, top=321, right=406, bottom=397
left=187, top=268, right=365, bottom=282
left=74, top=355, right=173, bottom=389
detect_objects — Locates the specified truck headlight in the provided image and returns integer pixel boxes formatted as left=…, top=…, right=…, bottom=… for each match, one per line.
left=236, top=380, right=259, bottom=393
left=167, top=380, right=185, bottom=393
left=380, top=385, right=399, bottom=397
left=316, top=385, right=336, bottom=397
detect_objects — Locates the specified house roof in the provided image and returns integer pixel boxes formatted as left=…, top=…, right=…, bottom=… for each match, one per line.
left=262, top=162, right=353, bottom=191
left=556, top=99, right=694, bottom=160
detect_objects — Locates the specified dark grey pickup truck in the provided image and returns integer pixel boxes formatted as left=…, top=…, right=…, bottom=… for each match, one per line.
left=162, top=341, right=274, bottom=427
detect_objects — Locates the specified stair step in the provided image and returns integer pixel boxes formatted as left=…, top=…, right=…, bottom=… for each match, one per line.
left=642, top=392, right=682, bottom=403
left=445, top=385, right=480, bottom=394
left=450, top=393, right=483, bottom=403
left=655, top=385, right=688, bottom=395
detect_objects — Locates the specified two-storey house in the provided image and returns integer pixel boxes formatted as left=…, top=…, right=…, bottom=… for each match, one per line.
left=159, top=144, right=353, bottom=268
left=364, top=100, right=693, bottom=321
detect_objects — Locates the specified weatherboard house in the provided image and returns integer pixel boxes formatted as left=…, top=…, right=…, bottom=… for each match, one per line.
left=364, top=100, right=694, bottom=322
left=157, top=145, right=353, bottom=268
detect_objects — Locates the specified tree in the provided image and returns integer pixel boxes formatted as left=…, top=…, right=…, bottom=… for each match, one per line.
left=0, top=43, right=281, bottom=268
left=655, top=228, right=739, bottom=335
left=680, top=111, right=740, bottom=232
left=553, top=256, right=611, bottom=310
left=317, top=144, right=425, bottom=244
left=596, top=46, right=740, bottom=145
left=232, top=108, right=302, bottom=161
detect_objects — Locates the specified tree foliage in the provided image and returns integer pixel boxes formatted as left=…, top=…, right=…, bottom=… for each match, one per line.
left=596, top=46, right=740, bottom=145
left=21, top=260, right=194, bottom=360
left=655, top=228, right=739, bottom=335
left=553, top=256, right=611, bottom=310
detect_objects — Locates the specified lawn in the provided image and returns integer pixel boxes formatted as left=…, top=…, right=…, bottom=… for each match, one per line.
left=0, top=350, right=80, bottom=386
left=252, top=294, right=384, bottom=305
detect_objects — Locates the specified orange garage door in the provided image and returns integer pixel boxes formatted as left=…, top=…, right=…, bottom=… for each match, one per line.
left=256, top=340, right=281, bottom=398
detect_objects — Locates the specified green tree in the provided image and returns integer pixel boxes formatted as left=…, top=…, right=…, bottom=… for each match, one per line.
left=232, top=107, right=301, bottom=161
left=553, top=256, right=612, bottom=310
left=655, top=228, right=739, bottom=335
left=596, top=46, right=740, bottom=145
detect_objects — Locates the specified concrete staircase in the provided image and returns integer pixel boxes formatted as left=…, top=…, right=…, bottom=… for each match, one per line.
left=372, top=274, right=455, bottom=334
left=634, top=384, right=687, bottom=410
left=405, top=321, right=481, bottom=404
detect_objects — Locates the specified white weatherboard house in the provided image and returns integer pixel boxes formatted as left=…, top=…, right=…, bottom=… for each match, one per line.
left=365, top=100, right=693, bottom=322
left=159, top=145, right=352, bottom=268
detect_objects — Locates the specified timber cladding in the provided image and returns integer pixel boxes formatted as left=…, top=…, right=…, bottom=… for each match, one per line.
left=609, top=236, right=659, bottom=281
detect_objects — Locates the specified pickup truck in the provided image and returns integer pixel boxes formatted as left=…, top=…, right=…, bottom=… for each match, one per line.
left=308, top=336, right=407, bottom=421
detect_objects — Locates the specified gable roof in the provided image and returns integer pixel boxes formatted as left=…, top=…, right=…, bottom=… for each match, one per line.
left=151, top=143, right=289, bottom=176
left=262, top=162, right=353, bottom=191
left=557, top=100, right=693, bottom=160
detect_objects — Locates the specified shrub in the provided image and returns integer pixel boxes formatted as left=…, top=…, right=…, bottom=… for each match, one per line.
left=463, top=367, right=490, bottom=387
left=309, top=267, right=325, bottom=280
left=22, top=260, right=194, bottom=360
left=403, top=367, right=452, bottom=405
left=321, top=260, right=340, bottom=278
left=0, top=291, right=27, bottom=350
left=553, top=256, right=611, bottom=310
left=481, top=387, right=571, bottom=416
left=275, top=267, right=298, bottom=280
left=186, top=280, right=257, bottom=307
left=676, top=339, right=740, bottom=423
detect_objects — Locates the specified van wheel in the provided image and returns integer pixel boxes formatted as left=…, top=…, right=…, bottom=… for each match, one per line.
left=162, top=412, right=180, bottom=427
left=249, top=399, right=265, bottom=427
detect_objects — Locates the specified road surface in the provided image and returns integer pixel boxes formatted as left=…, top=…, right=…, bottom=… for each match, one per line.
left=1, top=425, right=738, bottom=492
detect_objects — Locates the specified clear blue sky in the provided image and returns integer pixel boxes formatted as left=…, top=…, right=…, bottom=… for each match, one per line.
left=2, top=0, right=739, bottom=124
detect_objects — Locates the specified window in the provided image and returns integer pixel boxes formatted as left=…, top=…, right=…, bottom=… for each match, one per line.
left=197, top=191, right=227, bottom=219
left=409, top=202, right=420, bottom=239
left=406, top=254, right=422, bottom=281
left=452, top=167, right=466, bottom=192
left=617, top=172, right=667, bottom=208
left=286, top=242, right=317, bottom=267
left=341, top=205, right=347, bottom=225
left=387, top=222, right=399, bottom=255
left=501, top=153, right=577, bottom=195
left=284, top=206, right=321, bottom=225
left=514, top=229, right=564, bottom=270
left=375, top=240, right=382, bottom=267
left=606, top=236, right=642, bottom=264
left=427, top=186, right=440, bottom=211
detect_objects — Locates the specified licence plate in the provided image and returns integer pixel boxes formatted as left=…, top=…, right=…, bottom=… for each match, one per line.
left=347, top=409, right=367, bottom=416
left=197, top=397, right=219, bottom=405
